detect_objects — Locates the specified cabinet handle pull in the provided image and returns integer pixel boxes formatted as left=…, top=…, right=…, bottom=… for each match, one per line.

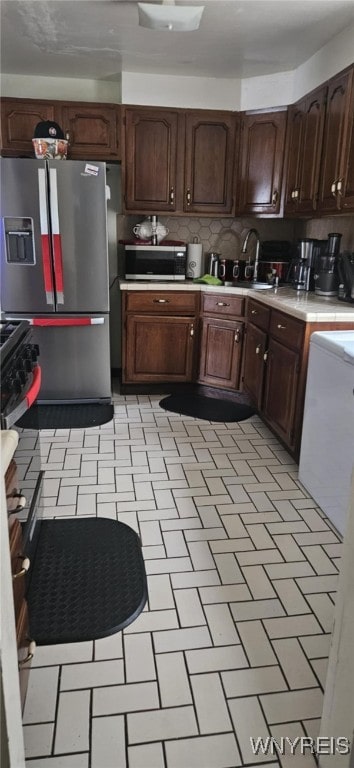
left=272, top=189, right=278, bottom=205
left=251, top=309, right=257, bottom=315
left=169, top=187, right=174, bottom=204
left=336, top=178, right=344, bottom=195
left=234, top=329, right=241, bottom=343
left=255, top=344, right=261, bottom=354
left=65, top=131, right=70, bottom=143
left=331, top=179, right=339, bottom=197
left=13, top=556, right=30, bottom=580
left=190, top=324, right=194, bottom=337
left=19, top=640, right=36, bottom=667
left=216, top=302, right=230, bottom=307
left=277, top=323, right=286, bottom=330
left=263, top=350, right=268, bottom=362
left=153, top=299, right=169, bottom=304
left=186, top=188, right=191, bottom=206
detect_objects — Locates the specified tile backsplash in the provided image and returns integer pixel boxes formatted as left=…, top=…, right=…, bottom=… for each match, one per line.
left=117, top=213, right=354, bottom=274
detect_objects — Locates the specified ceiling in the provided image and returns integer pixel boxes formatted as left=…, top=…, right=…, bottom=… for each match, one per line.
left=1, top=0, right=354, bottom=81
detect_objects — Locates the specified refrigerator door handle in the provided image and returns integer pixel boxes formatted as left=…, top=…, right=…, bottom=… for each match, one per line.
left=49, top=168, right=64, bottom=305
left=38, top=169, right=54, bottom=306
left=6, top=317, right=105, bottom=326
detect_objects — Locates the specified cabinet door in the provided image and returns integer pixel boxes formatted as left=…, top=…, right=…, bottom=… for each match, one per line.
left=198, top=317, right=243, bottom=389
left=242, top=323, right=267, bottom=409
left=184, top=111, right=237, bottom=214
left=124, top=314, right=195, bottom=383
left=0, top=98, right=56, bottom=156
left=285, top=87, right=327, bottom=215
left=284, top=103, right=305, bottom=212
left=340, top=72, right=354, bottom=212
left=60, top=103, right=120, bottom=159
left=318, top=67, right=354, bottom=213
left=238, top=111, right=287, bottom=215
left=263, top=338, right=299, bottom=449
left=123, top=107, right=179, bottom=212
left=297, top=87, right=327, bottom=214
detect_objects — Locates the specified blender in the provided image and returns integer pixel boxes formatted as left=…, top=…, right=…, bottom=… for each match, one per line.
left=314, top=233, right=342, bottom=297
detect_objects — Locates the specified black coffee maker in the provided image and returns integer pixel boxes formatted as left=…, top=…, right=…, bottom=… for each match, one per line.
left=292, top=239, right=318, bottom=291
left=314, top=233, right=342, bottom=297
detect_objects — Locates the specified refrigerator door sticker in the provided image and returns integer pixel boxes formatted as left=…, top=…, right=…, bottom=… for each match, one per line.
left=84, top=163, right=99, bottom=176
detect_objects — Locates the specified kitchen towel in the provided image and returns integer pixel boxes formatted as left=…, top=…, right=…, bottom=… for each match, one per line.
left=187, top=242, right=203, bottom=278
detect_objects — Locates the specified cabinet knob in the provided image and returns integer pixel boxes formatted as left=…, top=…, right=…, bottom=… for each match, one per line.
left=19, top=640, right=36, bottom=667
left=331, top=179, right=339, bottom=197
left=190, top=324, right=194, bottom=337
left=234, top=329, right=241, bottom=343
left=251, top=309, right=257, bottom=315
left=153, top=298, right=169, bottom=304
left=272, top=189, right=278, bottom=205
left=216, top=302, right=230, bottom=307
left=336, top=178, right=344, bottom=196
left=169, top=187, right=174, bottom=204
left=13, top=556, right=30, bottom=580
left=255, top=344, right=261, bottom=354
left=263, top=350, right=268, bottom=362
left=65, top=131, right=70, bottom=143
left=186, top=189, right=191, bottom=206
left=277, top=323, right=286, bottom=330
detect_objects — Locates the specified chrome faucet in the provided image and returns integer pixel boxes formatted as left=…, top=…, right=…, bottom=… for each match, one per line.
left=241, top=228, right=260, bottom=282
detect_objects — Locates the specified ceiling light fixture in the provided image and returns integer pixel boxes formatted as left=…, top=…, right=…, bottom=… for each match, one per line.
left=137, top=1, right=205, bottom=32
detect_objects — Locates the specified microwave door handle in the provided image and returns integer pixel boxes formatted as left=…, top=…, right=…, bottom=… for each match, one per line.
left=3, top=365, right=42, bottom=429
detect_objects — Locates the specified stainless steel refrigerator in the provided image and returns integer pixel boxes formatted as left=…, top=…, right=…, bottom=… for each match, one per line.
left=1, top=158, right=112, bottom=403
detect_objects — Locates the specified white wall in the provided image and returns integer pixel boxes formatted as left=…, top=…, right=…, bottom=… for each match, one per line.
left=0, top=74, right=121, bottom=103
left=294, top=24, right=354, bottom=102
left=121, top=72, right=241, bottom=109
left=1, top=24, right=353, bottom=110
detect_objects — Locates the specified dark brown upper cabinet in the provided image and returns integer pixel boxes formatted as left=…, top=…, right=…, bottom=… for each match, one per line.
left=183, top=110, right=237, bottom=215
left=60, top=103, right=121, bottom=160
left=123, top=105, right=237, bottom=215
left=237, top=110, right=287, bottom=215
left=284, top=85, right=327, bottom=215
left=318, top=66, right=354, bottom=214
left=0, top=97, right=121, bottom=160
left=123, top=107, right=180, bottom=213
left=1, top=98, right=56, bottom=157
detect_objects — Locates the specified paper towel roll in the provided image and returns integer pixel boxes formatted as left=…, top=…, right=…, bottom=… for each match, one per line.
left=186, top=243, right=203, bottom=278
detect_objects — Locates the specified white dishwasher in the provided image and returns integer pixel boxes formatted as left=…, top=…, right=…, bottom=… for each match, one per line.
left=299, top=330, right=354, bottom=536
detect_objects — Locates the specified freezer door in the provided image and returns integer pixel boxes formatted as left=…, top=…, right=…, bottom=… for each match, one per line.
left=0, top=158, right=54, bottom=313
left=9, top=314, right=111, bottom=402
left=47, top=161, right=109, bottom=312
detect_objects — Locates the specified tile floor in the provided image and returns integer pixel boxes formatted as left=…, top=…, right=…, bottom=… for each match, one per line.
left=16, top=389, right=343, bottom=768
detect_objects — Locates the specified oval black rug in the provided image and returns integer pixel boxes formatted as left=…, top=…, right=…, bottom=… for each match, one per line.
left=16, top=403, right=114, bottom=430
left=26, top=518, right=148, bottom=644
left=159, top=394, right=255, bottom=423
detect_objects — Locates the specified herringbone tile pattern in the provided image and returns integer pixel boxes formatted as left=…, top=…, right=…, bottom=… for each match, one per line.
left=19, top=393, right=342, bottom=767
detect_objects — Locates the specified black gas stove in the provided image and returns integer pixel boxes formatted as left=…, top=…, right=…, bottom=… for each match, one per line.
left=0, top=319, right=41, bottom=429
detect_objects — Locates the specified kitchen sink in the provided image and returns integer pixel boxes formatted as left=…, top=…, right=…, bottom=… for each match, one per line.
left=236, top=281, right=274, bottom=290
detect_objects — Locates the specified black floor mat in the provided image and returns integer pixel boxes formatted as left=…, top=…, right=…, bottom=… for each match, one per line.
left=17, top=403, right=114, bottom=430
left=26, top=518, right=148, bottom=644
left=159, top=394, right=255, bottom=423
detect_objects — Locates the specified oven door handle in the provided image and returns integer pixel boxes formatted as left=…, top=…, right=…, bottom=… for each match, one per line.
left=3, top=365, right=42, bottom=429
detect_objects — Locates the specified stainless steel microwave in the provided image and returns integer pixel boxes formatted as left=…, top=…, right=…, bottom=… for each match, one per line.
left=124, top=244, right=187, bottom=280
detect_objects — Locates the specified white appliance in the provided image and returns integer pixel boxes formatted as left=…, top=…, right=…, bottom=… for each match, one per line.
left=299, top=331, right=354, bottom=536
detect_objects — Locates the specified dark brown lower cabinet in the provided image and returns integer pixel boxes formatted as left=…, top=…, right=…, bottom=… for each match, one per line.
left=124, top=314, right=196, bottom=383
left=262, top=338, right=300, bottom=451
left=242, top=323, right=267, bottom=408
left=198, top=317, right=244, bottom=389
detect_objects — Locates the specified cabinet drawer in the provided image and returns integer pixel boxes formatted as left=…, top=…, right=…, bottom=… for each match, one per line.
left=126, top=291, right=198, bottom=315
left=201, top=293, right=245, bottom=317
left=270, top=310, right=304, bottom=350
left=247, top=299, right=271, bottom=331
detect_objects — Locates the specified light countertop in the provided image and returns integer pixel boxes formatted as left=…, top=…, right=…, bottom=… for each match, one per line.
left=119, top=280, right=354, bottom=323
